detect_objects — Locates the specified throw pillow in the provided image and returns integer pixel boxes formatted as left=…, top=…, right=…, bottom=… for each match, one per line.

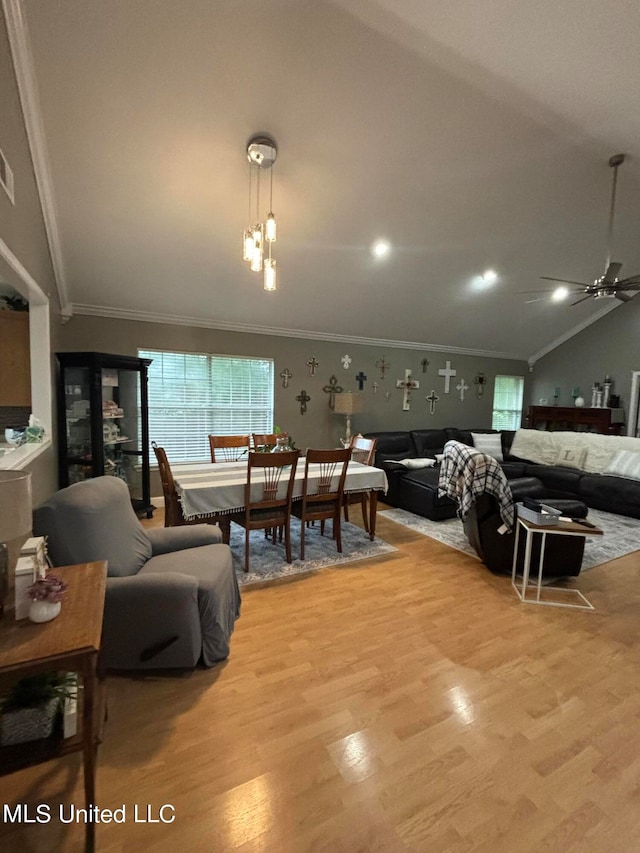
left=470, top=433, right=503, bottom=462
left=555, top=444, right=588, bottom=470
left=390, top=457, right=436, bottom=469
left=604, top=450, right=640, bottom=481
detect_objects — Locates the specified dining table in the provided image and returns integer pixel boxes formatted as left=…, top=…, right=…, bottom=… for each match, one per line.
left=172, top=459, right=388, bottom=541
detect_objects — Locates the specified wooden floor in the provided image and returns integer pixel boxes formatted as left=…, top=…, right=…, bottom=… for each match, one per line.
left=2, top=507, right=640, bottom=852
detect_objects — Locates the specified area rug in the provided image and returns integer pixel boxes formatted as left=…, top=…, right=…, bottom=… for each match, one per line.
left=229, top=519, right=397, bottom=586
left=379, top=507, right=640, bottom=571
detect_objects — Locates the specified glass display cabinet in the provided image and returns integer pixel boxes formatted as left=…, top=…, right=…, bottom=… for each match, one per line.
left=56, top=352, right=154, bottom=517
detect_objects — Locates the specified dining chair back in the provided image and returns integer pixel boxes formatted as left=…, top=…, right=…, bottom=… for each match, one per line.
left=293, top=448, right=351, bottom=560
left=252, top=432, right=289, bottom=451
left=343, top=435, right=378, bottom=532
left=153, top=442, right=231, bottom=542
left=232, top=449, right=300, bottom=572
left=209, top=434, right=251, bottom=463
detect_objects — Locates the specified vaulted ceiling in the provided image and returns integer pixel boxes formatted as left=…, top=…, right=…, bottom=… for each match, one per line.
left=16, top=0, right=640, bottom=361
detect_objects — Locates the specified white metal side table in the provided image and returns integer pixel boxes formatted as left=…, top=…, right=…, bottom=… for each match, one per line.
left=511, top=516, right=603, bottom=611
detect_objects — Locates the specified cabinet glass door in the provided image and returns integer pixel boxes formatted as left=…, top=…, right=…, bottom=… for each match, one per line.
left=62, top=366, right=92, bottom=484
left=101, top=367, right=144, bottom=511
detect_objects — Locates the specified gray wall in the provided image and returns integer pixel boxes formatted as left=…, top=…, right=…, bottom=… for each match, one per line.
left=529, top=300, right=640, bottom=421
left=0, top=10, right=59, bottom=503
left=57, top=314, right=528, bottom=492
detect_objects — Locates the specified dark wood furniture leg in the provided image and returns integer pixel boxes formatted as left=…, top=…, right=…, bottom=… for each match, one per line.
left=368, top=490, right=378, bottom=541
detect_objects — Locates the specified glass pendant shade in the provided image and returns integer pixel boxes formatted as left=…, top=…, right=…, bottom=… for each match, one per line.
left=243, top=229, right=255, bottom=261
left=264, top=258, right=276, bottom=291
left=265, top=212, right=277, bottom=242
left=251, top=229, right=263, bottom=271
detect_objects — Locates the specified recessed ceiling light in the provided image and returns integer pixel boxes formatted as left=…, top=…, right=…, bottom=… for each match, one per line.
left=372, top=240, right=390, bottom=258
left=552, top=286, right=569, bottom=302
left=481, top=269, right=498, bottom=285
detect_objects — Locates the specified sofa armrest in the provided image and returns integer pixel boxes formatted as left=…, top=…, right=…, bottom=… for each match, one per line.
left=103, top=573, right=201, bottom=669
left=147, top=524, right=222, bottom=555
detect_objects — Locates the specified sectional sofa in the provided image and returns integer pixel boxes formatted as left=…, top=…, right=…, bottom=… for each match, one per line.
left=365, top=426, right=640, bottom=521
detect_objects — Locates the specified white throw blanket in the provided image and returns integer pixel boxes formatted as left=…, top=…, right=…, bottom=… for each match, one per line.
left=510, top=428, right=640, bottom=474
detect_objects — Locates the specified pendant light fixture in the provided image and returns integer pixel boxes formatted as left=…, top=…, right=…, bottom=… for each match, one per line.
left=243, top=135, right=278, bottom=291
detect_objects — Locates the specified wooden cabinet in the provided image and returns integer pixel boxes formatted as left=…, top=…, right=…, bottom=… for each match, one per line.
left=525, top=405, right=624, bottom=435
left=0, top=311, right=30, bottom=406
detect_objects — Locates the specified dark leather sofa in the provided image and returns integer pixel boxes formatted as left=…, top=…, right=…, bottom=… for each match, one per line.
left=365, top=426, right=640, bottom=521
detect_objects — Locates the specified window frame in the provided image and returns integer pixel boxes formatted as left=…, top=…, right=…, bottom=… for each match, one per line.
left=491, top=374, right=525, bottom=431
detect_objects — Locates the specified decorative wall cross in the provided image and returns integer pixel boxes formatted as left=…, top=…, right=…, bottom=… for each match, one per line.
left=307, top=357, right=319, bottom=376
left=355, top=371, right=367, bottom=391
left=376, top=356, right=390, bottom=380
left=372, top=381, right=379, bottom=394
left=279, top=368, right=292, bottom=389
left=296, top=390, right=311, bottom=415
left=421, top=357, right=429, bottom=373
left=456, top=379, right=469, bottom=402
left=396, top=369, right=420, bottom=411
left=322, top=375, right=343, bottom=410
left=426, top=389, right=440, bottom=415
left=438, top=360, right=457, bottom=394
left=341, top=354, right=352, bottom=370
left=474, top=372, right=486, bottom=398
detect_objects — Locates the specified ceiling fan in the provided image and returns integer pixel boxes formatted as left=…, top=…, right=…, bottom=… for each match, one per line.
left=524, top=154, right=640, bottom=306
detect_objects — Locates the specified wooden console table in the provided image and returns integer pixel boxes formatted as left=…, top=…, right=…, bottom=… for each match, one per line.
left=0, top=561, right=107, bottom=853
left=525, top=405, right=624, bottom=435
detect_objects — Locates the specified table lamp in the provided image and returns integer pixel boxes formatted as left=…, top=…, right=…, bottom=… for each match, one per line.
left=334, top=392, right=364, bottom=446
left=0, top=470, right=32, bottom=617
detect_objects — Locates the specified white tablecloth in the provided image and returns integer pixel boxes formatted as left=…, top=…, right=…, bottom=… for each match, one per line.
left=173, top=459, right=388, bottom=520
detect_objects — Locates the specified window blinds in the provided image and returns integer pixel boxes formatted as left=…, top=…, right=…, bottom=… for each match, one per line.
left=491, top=375, right=524, bottom=430
left=139, top=349, right=274, bottom=462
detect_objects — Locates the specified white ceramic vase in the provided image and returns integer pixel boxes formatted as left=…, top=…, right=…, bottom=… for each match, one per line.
left=574, top=396, right=585, bottom=408
left=29, top=600, right=61, bottom=623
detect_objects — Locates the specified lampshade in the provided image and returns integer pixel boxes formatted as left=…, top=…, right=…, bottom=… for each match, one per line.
left=0, top=470, right=32, bottom=542
left=334, top=392, right=364, bottom=416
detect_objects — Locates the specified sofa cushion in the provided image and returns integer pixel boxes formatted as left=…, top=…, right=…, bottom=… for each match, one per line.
left=523, top=464, right=583, bottom=495
left=471, top=432, right=503, bottom=462
left=579, top=474, right=640, bottom=518
left=556, top=443, right=588, bottom=470
left=603, top=450, right=640, bottom=480
left=409, top=429, right=447, bottom=457
left=364, top=431, right=413, bottom=465
left=501, top=461, right=528, bottom=479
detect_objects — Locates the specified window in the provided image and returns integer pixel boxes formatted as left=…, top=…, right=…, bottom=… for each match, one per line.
left=492, top=375, right=524, bottom=430
left=139, top=349, right=274, bottom=463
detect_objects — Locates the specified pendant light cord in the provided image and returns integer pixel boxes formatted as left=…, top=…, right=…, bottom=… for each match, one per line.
left=606, top=161, right=619, bottom=270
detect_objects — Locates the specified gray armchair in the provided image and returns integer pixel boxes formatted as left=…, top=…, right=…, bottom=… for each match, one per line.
left=33, top=477, right=240, bottom=670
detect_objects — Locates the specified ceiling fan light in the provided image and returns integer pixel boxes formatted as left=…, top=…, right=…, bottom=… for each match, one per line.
left=482, top=269, right=498, bottom=284
left=552, top=286, right=569, bottom=302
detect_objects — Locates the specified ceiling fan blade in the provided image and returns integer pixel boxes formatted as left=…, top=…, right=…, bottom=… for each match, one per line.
left=524, top=297, right=546, bottom=304
left=570, top=294, right=594, bottom=306
left=540, top=276, right=591, bottom=287
left=518, top=289, right=558, bottom=294
left=603, top=261, right=623, bottom=283
left=615, top=291, right=634, bottom=302
left=615, top=274, right=640, bottom=287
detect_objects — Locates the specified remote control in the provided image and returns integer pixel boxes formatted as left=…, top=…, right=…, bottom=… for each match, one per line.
left=522, top=498, right=543, bottom=512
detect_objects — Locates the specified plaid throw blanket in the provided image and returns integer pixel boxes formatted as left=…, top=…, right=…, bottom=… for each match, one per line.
left=438, top=440, right=514, bottom=530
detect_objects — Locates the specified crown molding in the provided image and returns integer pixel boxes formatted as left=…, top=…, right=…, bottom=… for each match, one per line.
left=71, top=302, right=529, bottom=361
left=527, top=300, right=620, bottom=366
left=3, top=0, right=71, bottom=317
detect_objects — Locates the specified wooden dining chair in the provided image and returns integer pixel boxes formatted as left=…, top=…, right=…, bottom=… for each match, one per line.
left=230, top=450, right=300, bottom=572
left=343, top=435, right=378, bottom=532
left=292, top=448, right=351, bottom=560
left=153, top=442, right=231, bottom=542
left=209, top=434, right=251, bottom=463
left=252, top=432, right=289, bottom=451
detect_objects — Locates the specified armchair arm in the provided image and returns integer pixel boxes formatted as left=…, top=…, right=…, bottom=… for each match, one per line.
left=147, top=524, right=222, bottom=555
left=103, top=573, right=201, bottom=669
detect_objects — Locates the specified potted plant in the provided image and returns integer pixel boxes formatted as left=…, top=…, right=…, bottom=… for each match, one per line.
left=27, top=574, right=67, bottom=623
left=0, top=673, right=76, bottom=746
